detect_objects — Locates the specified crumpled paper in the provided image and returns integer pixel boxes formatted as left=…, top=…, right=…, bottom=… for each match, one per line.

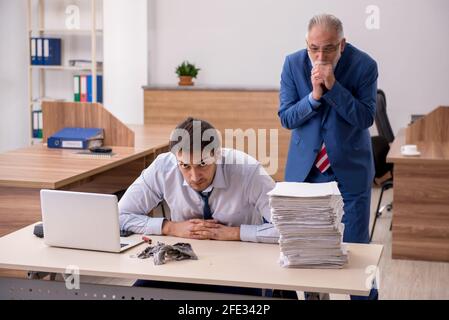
left=137, top=242, right=198, bottom=265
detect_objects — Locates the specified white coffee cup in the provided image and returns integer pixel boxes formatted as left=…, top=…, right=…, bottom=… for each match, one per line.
left=401, top=144, right=418, bottom=154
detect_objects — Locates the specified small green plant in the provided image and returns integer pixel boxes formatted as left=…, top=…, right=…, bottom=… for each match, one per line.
left=175, top=61, right=200, bottom=78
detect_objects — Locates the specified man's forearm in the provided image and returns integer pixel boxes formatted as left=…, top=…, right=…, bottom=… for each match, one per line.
left=322, top=81, right=376, bottom=130
left=226, top=226, right=241, bottom=241
left=161, top=219, right=173, bottom=236
left=279, top=95, right=320, bottom=129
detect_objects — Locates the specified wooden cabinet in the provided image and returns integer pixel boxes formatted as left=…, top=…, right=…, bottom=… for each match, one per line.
left=143, top=86, right=289, bottom=181
left=388, top=106, right=449, bottom=262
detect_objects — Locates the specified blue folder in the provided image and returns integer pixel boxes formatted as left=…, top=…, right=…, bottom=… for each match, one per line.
left=87, top=75, right=103, bottom=103
left=47, top=127, right=104, bottom=149
left=30, top=38, right=38, bottom=65
left=42, top=38, right=61, bottom=66
left=30, top=37, right=44, bottom=65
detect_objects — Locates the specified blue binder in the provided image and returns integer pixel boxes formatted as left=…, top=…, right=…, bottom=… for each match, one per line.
left=47, top=127, right=104, bottom=149
left=42, top=38, right=61, bottom=66
left=87, top=75, right=103, bottom=103
left=30, top=37, right=44, bottom=65
left=32, top=110, right=40, bottom=138
left=30, top=38, right=38, bottom=65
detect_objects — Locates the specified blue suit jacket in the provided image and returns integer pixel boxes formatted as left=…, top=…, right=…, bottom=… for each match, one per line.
left=279, top=44, right=378, bottom=193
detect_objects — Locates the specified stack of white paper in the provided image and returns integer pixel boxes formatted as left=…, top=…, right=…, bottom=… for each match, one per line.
left=268, top=181, right=348, bottom=269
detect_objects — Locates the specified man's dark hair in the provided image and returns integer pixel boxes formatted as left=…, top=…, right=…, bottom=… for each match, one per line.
left=169, top=117, right=221, bottom=158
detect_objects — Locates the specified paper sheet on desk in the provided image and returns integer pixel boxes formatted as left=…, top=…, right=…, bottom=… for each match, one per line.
left=267, top=181, right=341, bottom=198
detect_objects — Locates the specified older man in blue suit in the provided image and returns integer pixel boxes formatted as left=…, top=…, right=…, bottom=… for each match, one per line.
left=279, top=13, right=377, bottom=244
left=279, top=13, right=378, bottom=300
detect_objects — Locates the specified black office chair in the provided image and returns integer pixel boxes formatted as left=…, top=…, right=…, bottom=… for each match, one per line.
left=370, top=89, right=394, bottom=242
left=374, top=89, right=394, bottom=143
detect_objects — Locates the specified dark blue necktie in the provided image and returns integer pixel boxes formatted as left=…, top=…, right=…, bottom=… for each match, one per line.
left=199, top=190, right=213, bottom=220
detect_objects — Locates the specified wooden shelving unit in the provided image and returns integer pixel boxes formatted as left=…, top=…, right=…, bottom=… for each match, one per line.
left=27, top=0, right=103, bottom=144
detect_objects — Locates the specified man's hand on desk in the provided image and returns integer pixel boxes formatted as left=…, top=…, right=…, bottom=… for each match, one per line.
left=161, top=219, right=240, bottom=241
left=191, top=223, right=241, bottom=241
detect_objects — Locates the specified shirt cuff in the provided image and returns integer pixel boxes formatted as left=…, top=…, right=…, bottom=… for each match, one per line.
left=308, top=92, right=321, bottom=110
left=240, top=224, right=258, bottom=242
left=144, top=217, right=165, bottom=235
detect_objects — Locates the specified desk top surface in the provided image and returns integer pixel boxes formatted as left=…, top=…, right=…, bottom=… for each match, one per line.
left=0, top=125, right=172, bottom=189
left=0, top=224, right=383, bottom=296
left=128, top=124, right=171, bottom=149
left=387, top=128, right=449, bottom=164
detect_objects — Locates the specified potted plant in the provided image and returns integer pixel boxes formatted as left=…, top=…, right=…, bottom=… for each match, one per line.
left=175, top=61, right=200, bottom=86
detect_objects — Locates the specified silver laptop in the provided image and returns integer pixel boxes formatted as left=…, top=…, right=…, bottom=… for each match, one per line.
left=40, top=190, right=143, bottom=253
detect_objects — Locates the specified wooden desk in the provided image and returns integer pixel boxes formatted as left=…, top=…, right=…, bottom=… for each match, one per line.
left=0, top=224, right=383, bottom=298
left=128, top=124, right=170, bottom=149
left=387, top=128, right=449, bottom=262
left=0, top=125, right=172, bottom=237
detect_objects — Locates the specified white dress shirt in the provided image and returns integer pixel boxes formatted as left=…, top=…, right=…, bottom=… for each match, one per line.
left=118, top=148, right=279, bottom=243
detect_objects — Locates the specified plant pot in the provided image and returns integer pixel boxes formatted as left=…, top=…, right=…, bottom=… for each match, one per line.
left=178, top=76, right=194, bottom=86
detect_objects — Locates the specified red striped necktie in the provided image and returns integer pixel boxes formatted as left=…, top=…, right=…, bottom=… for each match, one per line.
left=315, top=143, right=331, bottom=173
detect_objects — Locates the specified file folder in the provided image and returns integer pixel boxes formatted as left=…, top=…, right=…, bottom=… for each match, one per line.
left=42, top=38, right=61, bottom=65
left=36, top=38, right=43, bottom=65
left=31, top=110, right=43, bottom=138
left=32, top=110, right=39, bottom=138
left=38, top=111, right=43, bottom=138
left=80, top=76, right=87, bottom=102
left=74, top=75, right=80, bottom=102
left=47, top=127, right=104, bottom=149
left=87, top=75, right=103, bottom=103
left=30, top=38, right=37, bottom=65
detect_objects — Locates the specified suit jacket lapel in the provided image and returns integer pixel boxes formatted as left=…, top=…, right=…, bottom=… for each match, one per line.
left=303, top=56, right=312, bottom=93
left=334, top=43, right=351, bottom=81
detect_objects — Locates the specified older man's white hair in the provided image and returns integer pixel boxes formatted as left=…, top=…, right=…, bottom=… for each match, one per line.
left=306, top=14, right=344, bottom=40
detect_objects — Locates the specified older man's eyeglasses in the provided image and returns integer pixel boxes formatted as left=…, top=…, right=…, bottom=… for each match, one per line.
left=307, top=41, right=341, bottom=54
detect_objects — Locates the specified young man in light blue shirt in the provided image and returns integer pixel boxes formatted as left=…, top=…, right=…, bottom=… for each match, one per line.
left=119, top=117, right=279, bottom=244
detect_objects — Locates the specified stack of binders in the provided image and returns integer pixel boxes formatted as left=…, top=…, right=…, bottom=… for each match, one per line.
left=268, top=181, right=348, bottom=269
left=73, top=75, right=103, bottom=103
left=30, top=37, right=61, bottom=66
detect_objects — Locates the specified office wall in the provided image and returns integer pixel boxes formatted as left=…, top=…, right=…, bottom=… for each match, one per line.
left=0, top=0, right=29, bottom=152
left=147, top=0, right=449, bottom=134
left=103, top=0, right=148, bottom=125
left=1, top=1, right=448, bottom=152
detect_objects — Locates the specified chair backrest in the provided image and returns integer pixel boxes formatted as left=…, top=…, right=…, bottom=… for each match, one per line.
left=371, top=135, right=393, bottom=178
left=375, top=89, right=395, bottom=143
